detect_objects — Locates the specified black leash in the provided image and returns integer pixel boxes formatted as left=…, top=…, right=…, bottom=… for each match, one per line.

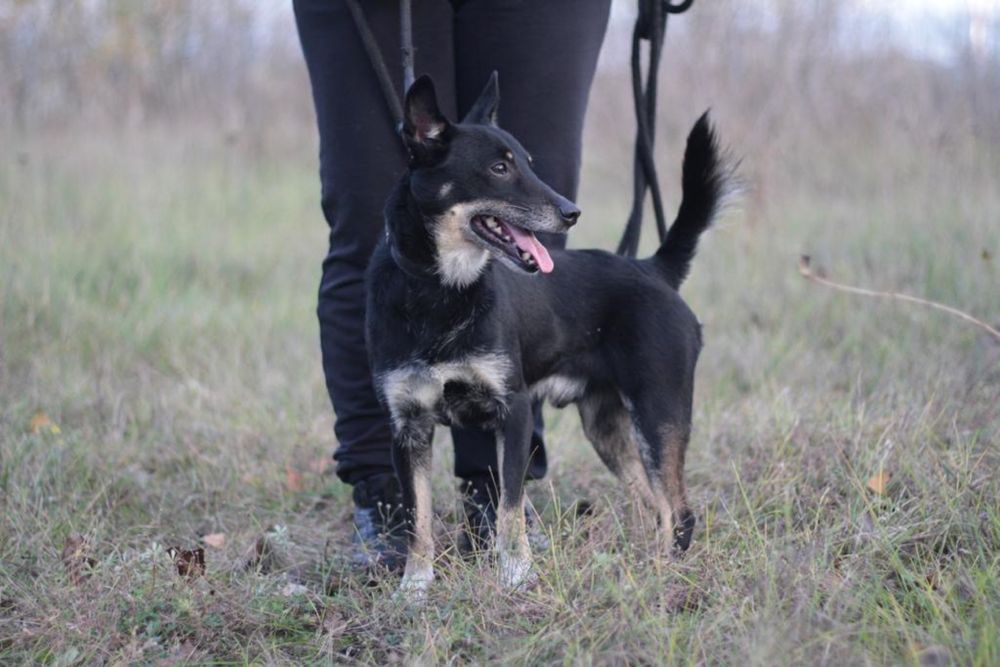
left=349, top=0, right=439, bottom=282
left=616, top=0, right=694, bottom=258
left=345, top=0, right=412, bottom=126
left=399, top=0, right=415, bottom=92
left=346, top=0, right=694, bottom=259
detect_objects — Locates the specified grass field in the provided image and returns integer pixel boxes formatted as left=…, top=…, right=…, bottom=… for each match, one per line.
left=1, top=115, right=998, bottom=665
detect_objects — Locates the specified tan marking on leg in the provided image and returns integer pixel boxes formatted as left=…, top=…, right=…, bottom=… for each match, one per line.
left=624, top=422, right=673, bottom=552
left=399, top=465, right=434, bottom=598
left=579, top=394, right=659, bottom=521
left=655, top=495, right=675, bottom=554
left=578, top=391, right=689, bottom=552
left=496, top=502, right=532, bottom=588
left=658, top=424, right=689, bottom=517
left=618, top=454, right=663, bottom=530
left=494, top=434, right=533, bottom=589
left=657, top=423, right=693, bottom=553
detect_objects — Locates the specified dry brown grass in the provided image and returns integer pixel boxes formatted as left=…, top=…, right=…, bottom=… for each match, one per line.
left=2, top=1, right=999, bottom=663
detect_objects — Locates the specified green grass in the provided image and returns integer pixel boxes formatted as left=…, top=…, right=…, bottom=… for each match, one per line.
left=1, top=126, right=997, bottom=665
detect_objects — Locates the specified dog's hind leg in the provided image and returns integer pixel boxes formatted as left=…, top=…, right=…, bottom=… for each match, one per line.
left=630, top=395, right=696, bottom=555
left=657, top=422, right=695, bottom=552
left=495, top=392, right=535, bottom=589
left=392, top=417, right=436, bottom=599
left=577, top=388, right=661, bottom=529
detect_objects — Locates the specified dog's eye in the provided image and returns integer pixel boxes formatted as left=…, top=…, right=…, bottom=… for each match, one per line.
left=490, top=162, right=509, bottom=176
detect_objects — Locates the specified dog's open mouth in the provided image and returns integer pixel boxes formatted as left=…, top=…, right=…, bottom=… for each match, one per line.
left=470, top=215, right=554, bottom=274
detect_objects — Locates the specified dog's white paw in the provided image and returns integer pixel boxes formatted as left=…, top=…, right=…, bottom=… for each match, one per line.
left=395, top=569, right=434, bottom=604
left=498, top=553, right=536, bottom=590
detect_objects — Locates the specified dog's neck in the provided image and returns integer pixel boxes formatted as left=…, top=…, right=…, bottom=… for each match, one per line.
left=384, top=176, right=441, bottom=282
left=385, top=175, right=490, bottom=289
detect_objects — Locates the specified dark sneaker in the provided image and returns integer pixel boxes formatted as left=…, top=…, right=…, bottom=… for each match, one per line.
left=350, top=473, right=407, bottom=573
left=458, top=475, right=549, bottom=554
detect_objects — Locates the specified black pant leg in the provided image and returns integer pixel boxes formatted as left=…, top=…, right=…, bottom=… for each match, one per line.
left=449, top=0, right=612, bottom=482
left=453, top=0, right=611, bottom=205
left=293, top=0, right=456, bottom=485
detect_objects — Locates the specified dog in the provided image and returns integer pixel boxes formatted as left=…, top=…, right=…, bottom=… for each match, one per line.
left=365, top=72, right=732, bottom=597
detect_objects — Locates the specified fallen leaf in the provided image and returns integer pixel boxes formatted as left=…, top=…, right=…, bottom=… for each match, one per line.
left=309, top=457, right=331, bottom=475
left=29, top=412, right=51, bottom=433
left=866, top=470, right=892, bottom=495
left=29, top=411, right=61, bottom=435
left=659, top=583, right=705, bottom=613
left=202, top=533, right=226, bottom=549
left=61, top=534, right=96, bottom=586
left=285, top=465, right=305, bottom=493
left=982, top=249, right=992, bottom=262
left=168, top=547, right=205, bottom=578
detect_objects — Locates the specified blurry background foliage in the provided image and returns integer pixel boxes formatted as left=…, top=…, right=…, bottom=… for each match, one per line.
left=0, top=1, right=998, bottom=664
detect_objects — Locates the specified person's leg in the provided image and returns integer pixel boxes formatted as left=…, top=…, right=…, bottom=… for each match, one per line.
left=293, top=0, right=456, bottom=566
left=450, top=0, right=612, bottom=489
left=294, top=0, right=456, bottom=484
left=454, top=0, right=611, bottom=209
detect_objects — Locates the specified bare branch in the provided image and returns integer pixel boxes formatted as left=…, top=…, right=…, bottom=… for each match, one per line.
left=798, top=255, right=1000, bottom=342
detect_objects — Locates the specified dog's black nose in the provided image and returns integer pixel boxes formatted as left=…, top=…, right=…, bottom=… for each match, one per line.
left=559, top=203, right=581, bottom=226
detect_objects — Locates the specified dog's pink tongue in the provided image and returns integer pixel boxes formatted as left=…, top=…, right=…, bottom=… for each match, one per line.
left=507, top=224, right=554, bottom=273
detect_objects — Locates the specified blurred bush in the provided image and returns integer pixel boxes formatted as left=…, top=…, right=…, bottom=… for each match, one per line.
left=0, top=1, right=311, bottom=141
left=1, top=0, right=997, bottom=199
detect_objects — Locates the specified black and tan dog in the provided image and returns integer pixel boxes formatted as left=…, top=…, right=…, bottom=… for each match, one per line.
left=366, top=73, right=732, bottom=596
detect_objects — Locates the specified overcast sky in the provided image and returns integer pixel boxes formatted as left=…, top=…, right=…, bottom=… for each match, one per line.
left=262, top=0, right=998, bottom=65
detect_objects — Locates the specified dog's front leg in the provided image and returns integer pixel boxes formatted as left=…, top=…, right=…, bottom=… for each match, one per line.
left=495, top=392, right=535, bottom=589
left=392, top=418, right=435, bottom=600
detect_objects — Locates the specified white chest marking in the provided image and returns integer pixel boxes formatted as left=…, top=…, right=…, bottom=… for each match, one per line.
left=381, top=353, right=512, bottom=426
left=531, top=375, right=587, bottom=407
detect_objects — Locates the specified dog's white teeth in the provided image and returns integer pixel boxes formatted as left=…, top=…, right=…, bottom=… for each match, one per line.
left=483, top=215, right=511, bottom=241
left=521, top=251, right=532, bottom=262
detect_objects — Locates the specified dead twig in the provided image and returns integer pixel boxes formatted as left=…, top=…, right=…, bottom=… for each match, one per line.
left=798, top=255, right=1000, bottom=341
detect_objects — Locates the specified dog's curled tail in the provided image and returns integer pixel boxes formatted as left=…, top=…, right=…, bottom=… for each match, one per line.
left=652, top=112, right=737, bottom=290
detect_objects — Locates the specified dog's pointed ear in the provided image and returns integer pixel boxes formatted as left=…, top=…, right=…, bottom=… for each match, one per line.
left=462, top=71, right=500, bottom=126
left=402, top=75, right=451, bottom=162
